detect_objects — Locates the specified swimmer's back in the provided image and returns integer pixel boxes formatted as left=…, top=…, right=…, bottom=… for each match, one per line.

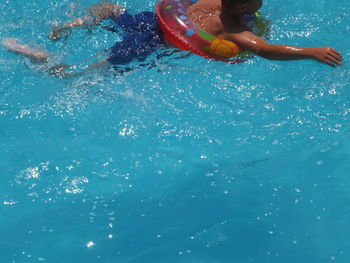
left=187, top=0, right=222, bottom=33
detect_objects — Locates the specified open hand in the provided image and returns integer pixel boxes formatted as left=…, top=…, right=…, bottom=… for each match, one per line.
left=310, top=47, right=342, bottom=67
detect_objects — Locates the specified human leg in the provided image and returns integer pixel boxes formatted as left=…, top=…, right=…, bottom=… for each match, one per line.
left=2, top=37, right=111, bottom=78
left=48, top=2, right=124, bottom=41
left=2, top=38, right=49, bottom=63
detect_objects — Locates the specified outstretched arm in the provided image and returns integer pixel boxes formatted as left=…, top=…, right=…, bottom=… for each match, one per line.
left=230, top=31, right=342, bottom=66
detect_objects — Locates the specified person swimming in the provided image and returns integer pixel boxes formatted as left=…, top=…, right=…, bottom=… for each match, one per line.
left=1, top=0, right=343, bottom=73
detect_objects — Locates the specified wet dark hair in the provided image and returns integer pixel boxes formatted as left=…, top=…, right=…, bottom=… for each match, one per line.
left=222, top=0, right=253, bottom=9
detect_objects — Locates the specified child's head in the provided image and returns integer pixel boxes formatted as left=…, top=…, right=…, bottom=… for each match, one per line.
left=222, top=0, right=262, bottom=17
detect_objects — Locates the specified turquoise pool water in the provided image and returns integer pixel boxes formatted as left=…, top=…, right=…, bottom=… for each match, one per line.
left=1, top=0, right=350, bottom=262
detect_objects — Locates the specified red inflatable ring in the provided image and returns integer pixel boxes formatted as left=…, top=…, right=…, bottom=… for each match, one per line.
left=156, top=0, right=244, bottom=63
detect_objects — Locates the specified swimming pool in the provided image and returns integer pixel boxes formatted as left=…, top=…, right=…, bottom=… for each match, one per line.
left=1, top=0, right=349, bottom=262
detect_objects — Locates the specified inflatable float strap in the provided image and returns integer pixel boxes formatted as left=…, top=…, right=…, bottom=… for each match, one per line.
left=156, top=0, right=245, bottom=63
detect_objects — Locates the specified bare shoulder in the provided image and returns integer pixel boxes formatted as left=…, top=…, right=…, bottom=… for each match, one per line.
left=188, top=0, right=221, bottom=18
left=188, top=0, right=222, bottom=34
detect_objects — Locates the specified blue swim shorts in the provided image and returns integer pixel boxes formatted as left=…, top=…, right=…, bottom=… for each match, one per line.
left=107, top=11, right=166, bottom=65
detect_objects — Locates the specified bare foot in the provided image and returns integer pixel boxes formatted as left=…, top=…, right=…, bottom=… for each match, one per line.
left=2, top=38, right=49, bottom=62
left=48, top=26, right=73, bottom=41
